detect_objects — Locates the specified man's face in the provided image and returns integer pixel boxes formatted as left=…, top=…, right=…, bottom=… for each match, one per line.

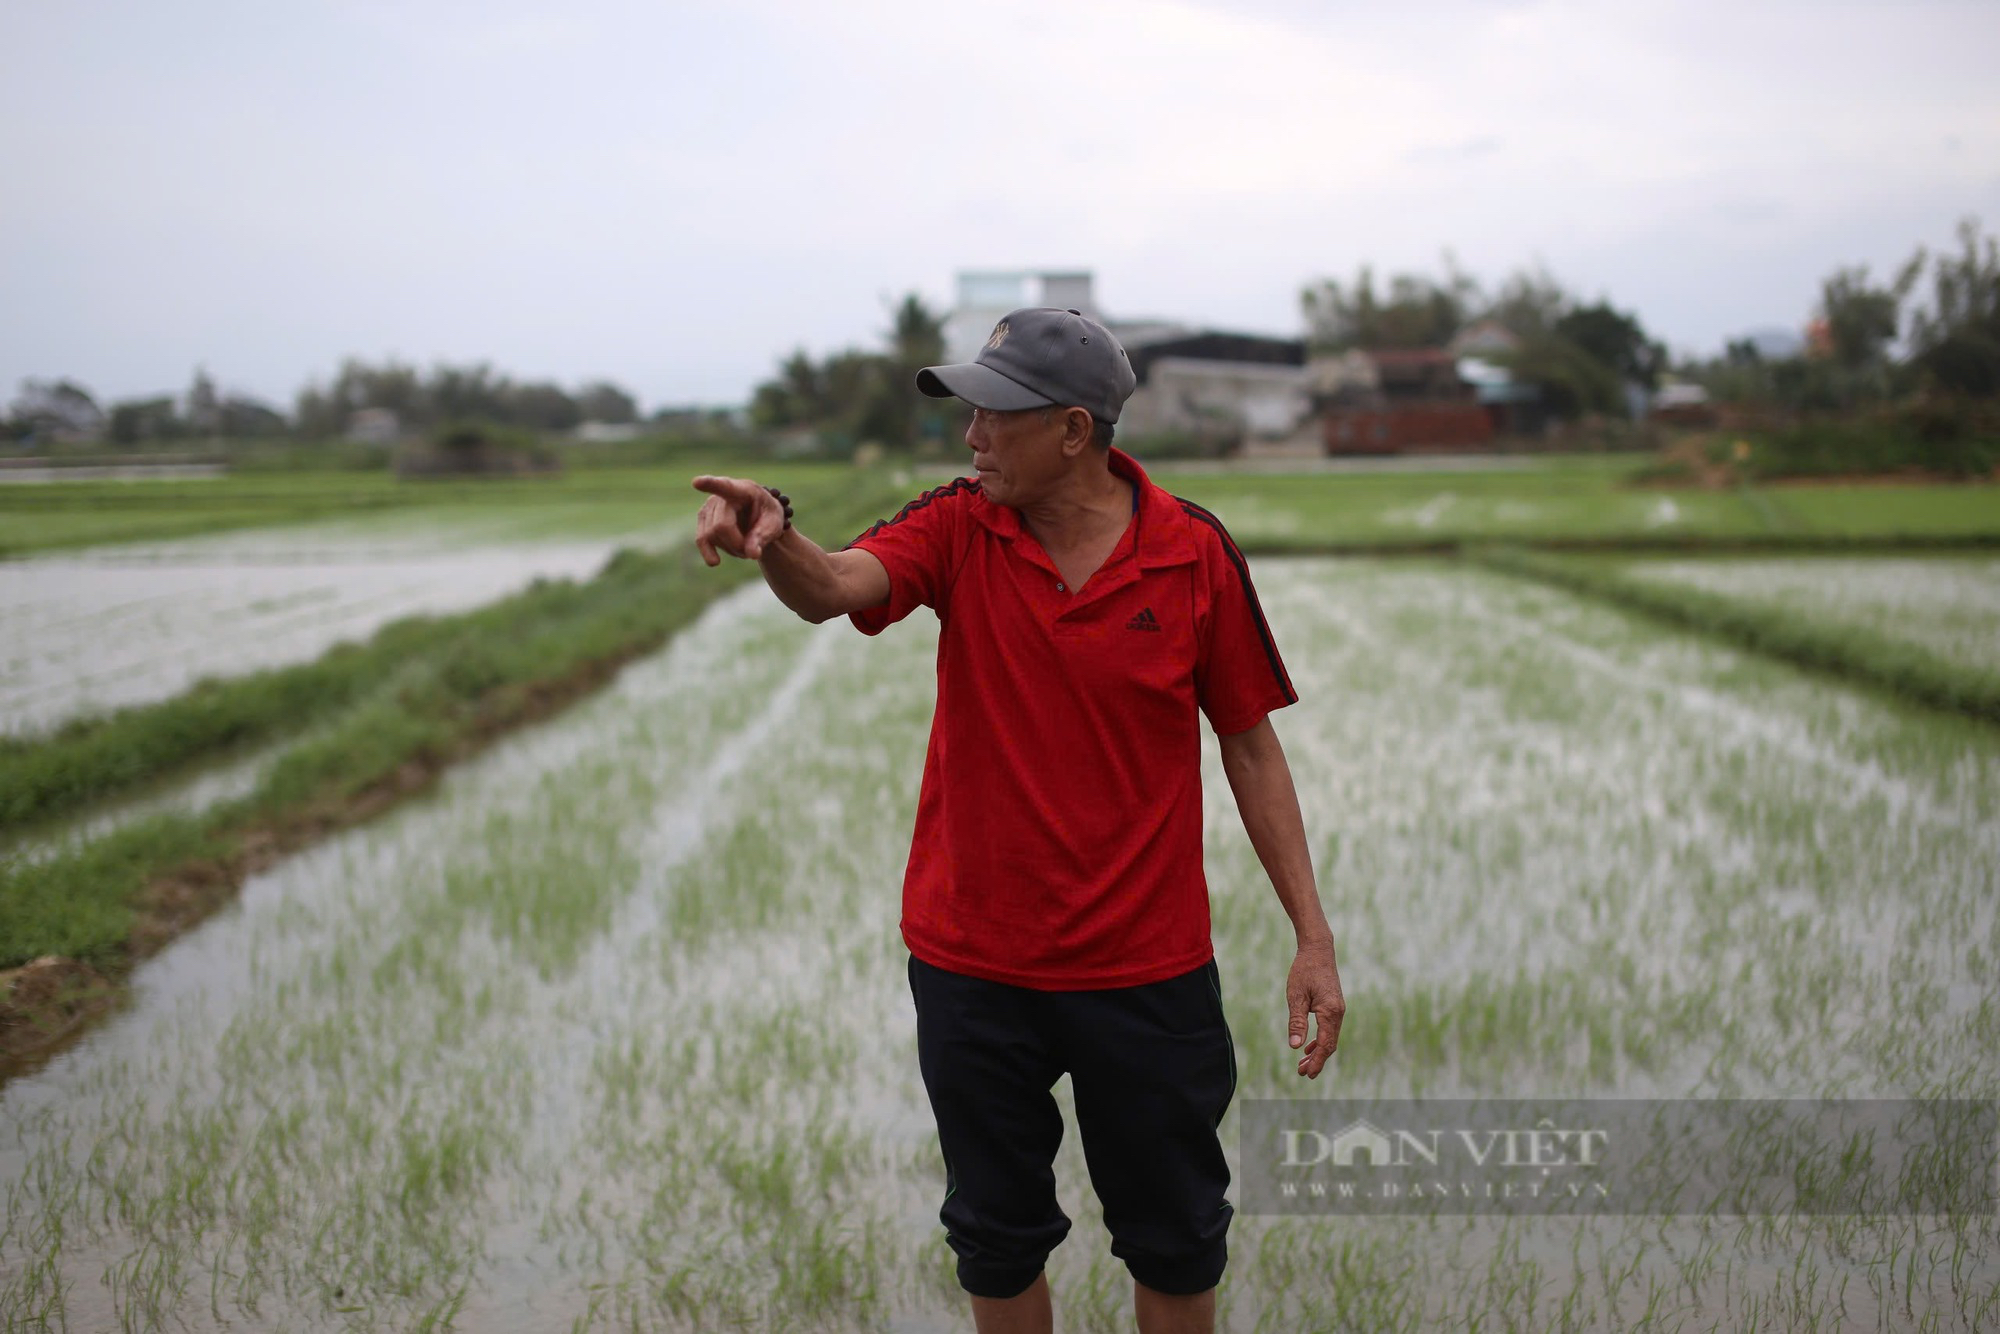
left=965, top=405, right=1070, bottom=507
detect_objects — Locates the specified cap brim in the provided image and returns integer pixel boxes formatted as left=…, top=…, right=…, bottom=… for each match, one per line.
left=915, top=362, right=1055, bottom=411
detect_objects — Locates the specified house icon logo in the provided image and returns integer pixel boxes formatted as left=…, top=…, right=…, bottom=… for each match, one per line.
left=1328, top=1118, right=1397, bottom=1167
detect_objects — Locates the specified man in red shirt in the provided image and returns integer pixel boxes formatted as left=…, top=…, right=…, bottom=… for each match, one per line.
left=693, top=306, right=1343, bottom=1334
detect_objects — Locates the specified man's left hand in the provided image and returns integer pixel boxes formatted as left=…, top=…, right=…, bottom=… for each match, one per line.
left=1287, top=939, right=1345, bottom=1079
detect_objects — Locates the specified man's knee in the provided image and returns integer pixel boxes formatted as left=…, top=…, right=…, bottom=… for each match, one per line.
left=944, top=1197, right=1068, bottom=1298
left=957, top=1256, right=1050, bottom=1301
left=1117, top=1232, right=1228, bottom=1296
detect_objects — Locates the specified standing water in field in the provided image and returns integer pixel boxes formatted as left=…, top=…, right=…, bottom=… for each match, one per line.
left=1626, top=554, right=2000, bottom=677
left=0, top=516, right=677, bottom=735
left=3, top=561, right=1997, bottom=1331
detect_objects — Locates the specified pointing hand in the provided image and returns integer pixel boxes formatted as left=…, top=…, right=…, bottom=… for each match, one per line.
left=692, top=475, right=787, bottom=565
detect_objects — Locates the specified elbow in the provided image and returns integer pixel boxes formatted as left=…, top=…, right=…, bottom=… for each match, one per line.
left=782, top=594, right=841, bottom=625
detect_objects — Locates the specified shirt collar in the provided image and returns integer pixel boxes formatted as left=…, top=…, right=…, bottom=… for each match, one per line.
left=968, top=446, right=1199, bottom=569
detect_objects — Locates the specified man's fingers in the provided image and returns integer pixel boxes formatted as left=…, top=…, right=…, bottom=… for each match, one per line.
left=742, top=503, right=777, bottom=559
left=691, top=474, right=757, bottom=501
left=1298, top=996, right=1346, bottom=1078
left=1320, top=998, right=1345, bottom=1052
left=693, top=495, right=737, bottom=565
left=1298, top=1028, right=1334, bottom=1078
left=692, top=485, right=775, bottom=564
left=1289, top=985, right=1344, bottom=1078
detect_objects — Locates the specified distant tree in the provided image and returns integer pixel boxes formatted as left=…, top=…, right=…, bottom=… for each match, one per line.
left=218, top=395, right=287, bottom=438
left=185, top=367, right=221, bottom=436
left=822, top=349, right=894, bottom=440
left=780, top=349, right=824, bottom=420
left=576, top=380, right=638, bottom=425
left=297, top=358, right=426, bottom=436
left=746, top=292, right=947, bottom=448
left=1724, top=338, right=1763, bottom=366
left=1494, top=334, right=1624, bottom=418
left=504, top=380, right=582, bottom=431
left=356, top=360, right=426, bottom=422
left=1554, top=302, right=1663, bottom=387
left=1481, top=265, right=1573, bottom=338
left=1908, top=217, right=2000, bottom=397
left=427, top=363, right=508, bottom=425
left=750, top=348, right=828, bottom=430
left=1467, top=268, right=1641, bottom=417
left=1302, top=260, right=1477, bottom=350
left=7, top=379, right=105, bottom=442
left=1817, top=258, right=1923, bottom=372
left=292, top=383, right=342, bottom=439
left=107, top=395, right=186, bottom=444
left=880, top=293, right=949, bottom=444
left=889, top=293, right=946, bottom=370
left=749, top=380, right=797, bottom=430
left=1302, top=267, right=1379, bottom=349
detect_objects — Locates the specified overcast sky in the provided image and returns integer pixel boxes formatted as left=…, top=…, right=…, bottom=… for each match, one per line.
left=4, top=0, right=1997, bottom=412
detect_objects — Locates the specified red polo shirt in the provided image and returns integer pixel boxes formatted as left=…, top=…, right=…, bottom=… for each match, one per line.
left=847, top=448, right=1297, bottom=990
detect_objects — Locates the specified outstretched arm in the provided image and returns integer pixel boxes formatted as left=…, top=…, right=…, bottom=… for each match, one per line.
left=1217, top=715, right=1345, bottom=1079
left=692, top=475, right=890, bottom=624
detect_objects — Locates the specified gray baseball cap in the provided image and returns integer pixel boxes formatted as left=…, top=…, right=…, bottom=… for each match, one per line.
left=916, top=307, right=1139, bottom=424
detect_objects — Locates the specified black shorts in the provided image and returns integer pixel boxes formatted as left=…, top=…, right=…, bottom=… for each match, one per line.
left=907, top=953, right=1238, bottom=1299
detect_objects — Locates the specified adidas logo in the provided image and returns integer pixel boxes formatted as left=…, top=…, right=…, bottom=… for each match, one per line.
left=1126, top=606, right=1162, bottom=632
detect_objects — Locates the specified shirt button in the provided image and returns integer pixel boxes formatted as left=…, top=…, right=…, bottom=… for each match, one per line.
left=1055, top=583, right=1065, bottom=591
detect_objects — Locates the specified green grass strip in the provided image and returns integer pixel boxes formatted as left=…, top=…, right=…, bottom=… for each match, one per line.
left=1, top=615, right=479, bottom=831
left=1470, top=545, right=2000, bottom=728
left=0, top=476, right=901, bottom=973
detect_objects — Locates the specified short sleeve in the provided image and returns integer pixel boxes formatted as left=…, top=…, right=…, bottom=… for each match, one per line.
left=1189, top=512, right=1298, bottom=734
left=844, top=479, right=972, bottom=636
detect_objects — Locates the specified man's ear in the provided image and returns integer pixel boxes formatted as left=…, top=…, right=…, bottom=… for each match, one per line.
left=1057, top=406, right=1094, bottom=457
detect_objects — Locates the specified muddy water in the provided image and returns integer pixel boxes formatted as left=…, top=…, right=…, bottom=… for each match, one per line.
left=3, top=560, right=1997, bottom=1330
left=0, top=514, right=687, bottom=736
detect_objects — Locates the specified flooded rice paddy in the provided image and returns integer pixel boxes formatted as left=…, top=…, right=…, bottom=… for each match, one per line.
left=3, top=558, right=1997, bottom=1330
left=1626, top=554, right=2000, bottom=676
left=0, top=512, right=685, bottom=735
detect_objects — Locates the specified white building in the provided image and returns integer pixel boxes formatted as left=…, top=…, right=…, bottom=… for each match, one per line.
left=944, top=269, right=1106, bottom=364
